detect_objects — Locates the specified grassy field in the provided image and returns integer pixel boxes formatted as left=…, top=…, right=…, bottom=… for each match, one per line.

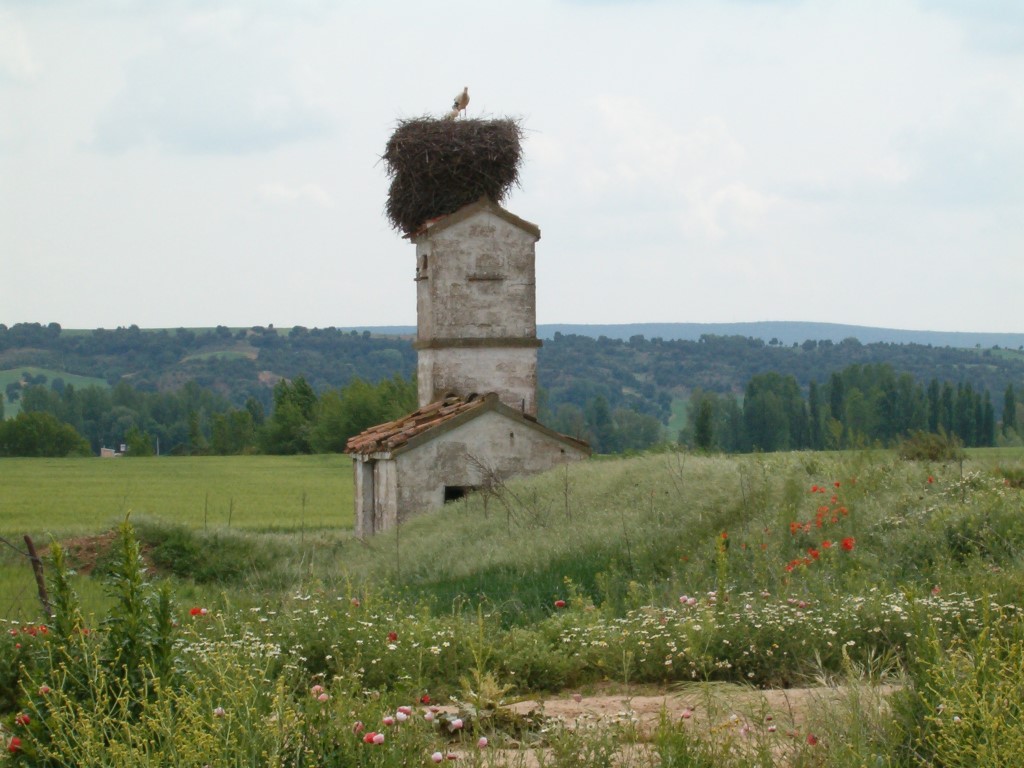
left=1, top=454, right=353, bottom=622
left=0, top=454, right=353, bottom=539
left=3, top=447, right=1024, bottom=766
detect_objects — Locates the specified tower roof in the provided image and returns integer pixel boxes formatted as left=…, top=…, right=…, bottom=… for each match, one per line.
left=408, top=197, right=540, bottom=241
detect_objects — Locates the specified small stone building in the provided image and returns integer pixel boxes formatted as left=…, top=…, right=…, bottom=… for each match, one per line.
left=345, top=198, right=589, bottom=535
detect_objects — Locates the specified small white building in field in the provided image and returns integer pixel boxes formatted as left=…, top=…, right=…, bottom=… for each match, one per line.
left=345, top=198, right=589, bottom=536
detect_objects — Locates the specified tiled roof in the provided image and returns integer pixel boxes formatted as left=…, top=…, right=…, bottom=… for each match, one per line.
left=344, top=394, right=491, bottom=455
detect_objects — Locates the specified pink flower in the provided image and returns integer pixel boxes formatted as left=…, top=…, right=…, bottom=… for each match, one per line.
left=353, top=721, right=364, bottom=734
left=396, top=710, right=408, bottom=722
left=449, top=717, right=464, bottom=731
left=213, top=707, right=226, bottom=718
left=432, top=752, right=444, bottom=764
left=398, top=705, right=413, bottom=715
left=310, top=684, right=325, bottom=696
left=382, top=715, right=395, bottom=726
left=680, top=708, right=693, bottom=719
left=372, top=733, right=385, bottom=745
left=477, top=737, right=489, bottom=748
left=423, top=711, right=435, bottom=722
left=572, top=693, right=582, bottom=703
left=350, top=597, right=361, bottom=608
left=317, top=693, right=330, bottom=702
left=38, top=684, right=51, bottom=695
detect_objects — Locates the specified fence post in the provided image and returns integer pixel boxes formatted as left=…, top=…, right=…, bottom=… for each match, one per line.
left=24, top=535, right=51, bottom=618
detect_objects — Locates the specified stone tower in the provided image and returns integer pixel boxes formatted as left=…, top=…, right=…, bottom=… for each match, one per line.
left=411, top=197, right=542, bottom=415
left=346, top=142, right=590, bottom=536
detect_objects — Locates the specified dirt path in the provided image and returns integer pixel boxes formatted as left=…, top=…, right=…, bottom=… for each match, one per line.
left=460, top=682, right=898, bottom=766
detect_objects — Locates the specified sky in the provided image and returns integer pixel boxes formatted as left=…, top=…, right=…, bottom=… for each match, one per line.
left=2, top=1, right=1023, bottom=333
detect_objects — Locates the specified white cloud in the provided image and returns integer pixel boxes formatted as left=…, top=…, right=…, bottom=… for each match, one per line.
left=256, top=182, right=334, bottom=208
left=0, top=13, right=36, bottom=83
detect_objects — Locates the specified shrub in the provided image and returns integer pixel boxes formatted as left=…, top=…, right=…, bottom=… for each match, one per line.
left=897, top=429, right=964, bottom=461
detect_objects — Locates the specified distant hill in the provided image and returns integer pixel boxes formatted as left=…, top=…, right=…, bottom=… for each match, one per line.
left=341, top=322, right=1024, bottom=350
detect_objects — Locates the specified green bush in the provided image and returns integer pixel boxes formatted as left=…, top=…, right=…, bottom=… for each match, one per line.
left=897, top=429, right=964, bottom=461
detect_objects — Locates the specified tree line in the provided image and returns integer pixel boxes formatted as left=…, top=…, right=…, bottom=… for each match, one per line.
left=3, top=322, right=1023, bottom=457
left=0, top=375, right=416, bottom=458
left=684, top=363, right=1019, bottom=453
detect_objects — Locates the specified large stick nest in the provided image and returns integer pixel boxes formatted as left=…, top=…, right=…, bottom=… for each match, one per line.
left=382, top=117, right=523, bottom=235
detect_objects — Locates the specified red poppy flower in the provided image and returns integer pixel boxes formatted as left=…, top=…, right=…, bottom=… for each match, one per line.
left=806, top=733, right=819, bottom=745
left=789, top=521, right=800, bottom=535
left=821, top=540, right=832, bottom=549
left=15, top=713, right=30, bottom=726
left=554, top=599, right=567, bottom=609
left=420, top=694, right=431, bottom=704
left=7, top=737, right=21, bottom=753
left=841, top=537, right=855, bottom=551
left=189, top=607, right=203, bottom=616
left=833, top=481, right=841, bottom=488
left=808, top=548, right=820, bottom=560
left=387, top=631, right=398, bottom=642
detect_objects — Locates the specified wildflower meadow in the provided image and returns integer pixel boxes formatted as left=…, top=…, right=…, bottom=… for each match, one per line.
left=2, top=448, right=1024, bottom=766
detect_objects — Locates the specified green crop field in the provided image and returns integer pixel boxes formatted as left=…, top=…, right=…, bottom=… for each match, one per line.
left=0, top=454, right=354, bottom=539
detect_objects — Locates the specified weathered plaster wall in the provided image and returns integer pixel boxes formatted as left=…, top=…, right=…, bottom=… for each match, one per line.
left=373, top=459, right=399, bottom=531
left=393, top=410, right=587, bottom=522
left=414, top=208, right=540, bottom=413
left=416, top=211, right=537, bottom=342
left=417, top=346, right=538, bottom=416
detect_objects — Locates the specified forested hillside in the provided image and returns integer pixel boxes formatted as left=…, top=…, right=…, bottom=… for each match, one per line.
left=2, top=322, right=1023, bottom=455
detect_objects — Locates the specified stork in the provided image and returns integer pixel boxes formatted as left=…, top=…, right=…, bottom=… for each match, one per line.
left=452, top=86, right=469, bottom=117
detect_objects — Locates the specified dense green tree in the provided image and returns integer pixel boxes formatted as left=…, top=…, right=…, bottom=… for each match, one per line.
left=308, top=377, right=400, bottom=452
left=1004, top=384, right=1018, bottom=435
left=743, top=372, right=805, bottom=451
left=981, top=391, right=996, bottom=446
left=927, top=378, right=941, bottom=433
left=693, top=394, right=715, bottom=451
left=940, top=383, right=955, bottom=433
left=261, top=377, right=317, bottom=454
left=612, top=407, right=664, bottom=452
left=211, top=409, right=257, bottom=455
left=828, top=372, right=844, bottom=422
left=585, top=395, right=617, bottom=453
left=124, top=424, right=155, bottom=456
left=0, top=411, right=91, bottom=457
left=807, top=381, right=824, bottom=450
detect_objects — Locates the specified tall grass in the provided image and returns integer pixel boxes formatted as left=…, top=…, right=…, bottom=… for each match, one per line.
left=3, top=448, right=1024, bottom=765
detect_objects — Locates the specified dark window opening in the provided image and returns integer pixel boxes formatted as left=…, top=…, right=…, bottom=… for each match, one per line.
left=445, top=485, right=475, bottom=502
